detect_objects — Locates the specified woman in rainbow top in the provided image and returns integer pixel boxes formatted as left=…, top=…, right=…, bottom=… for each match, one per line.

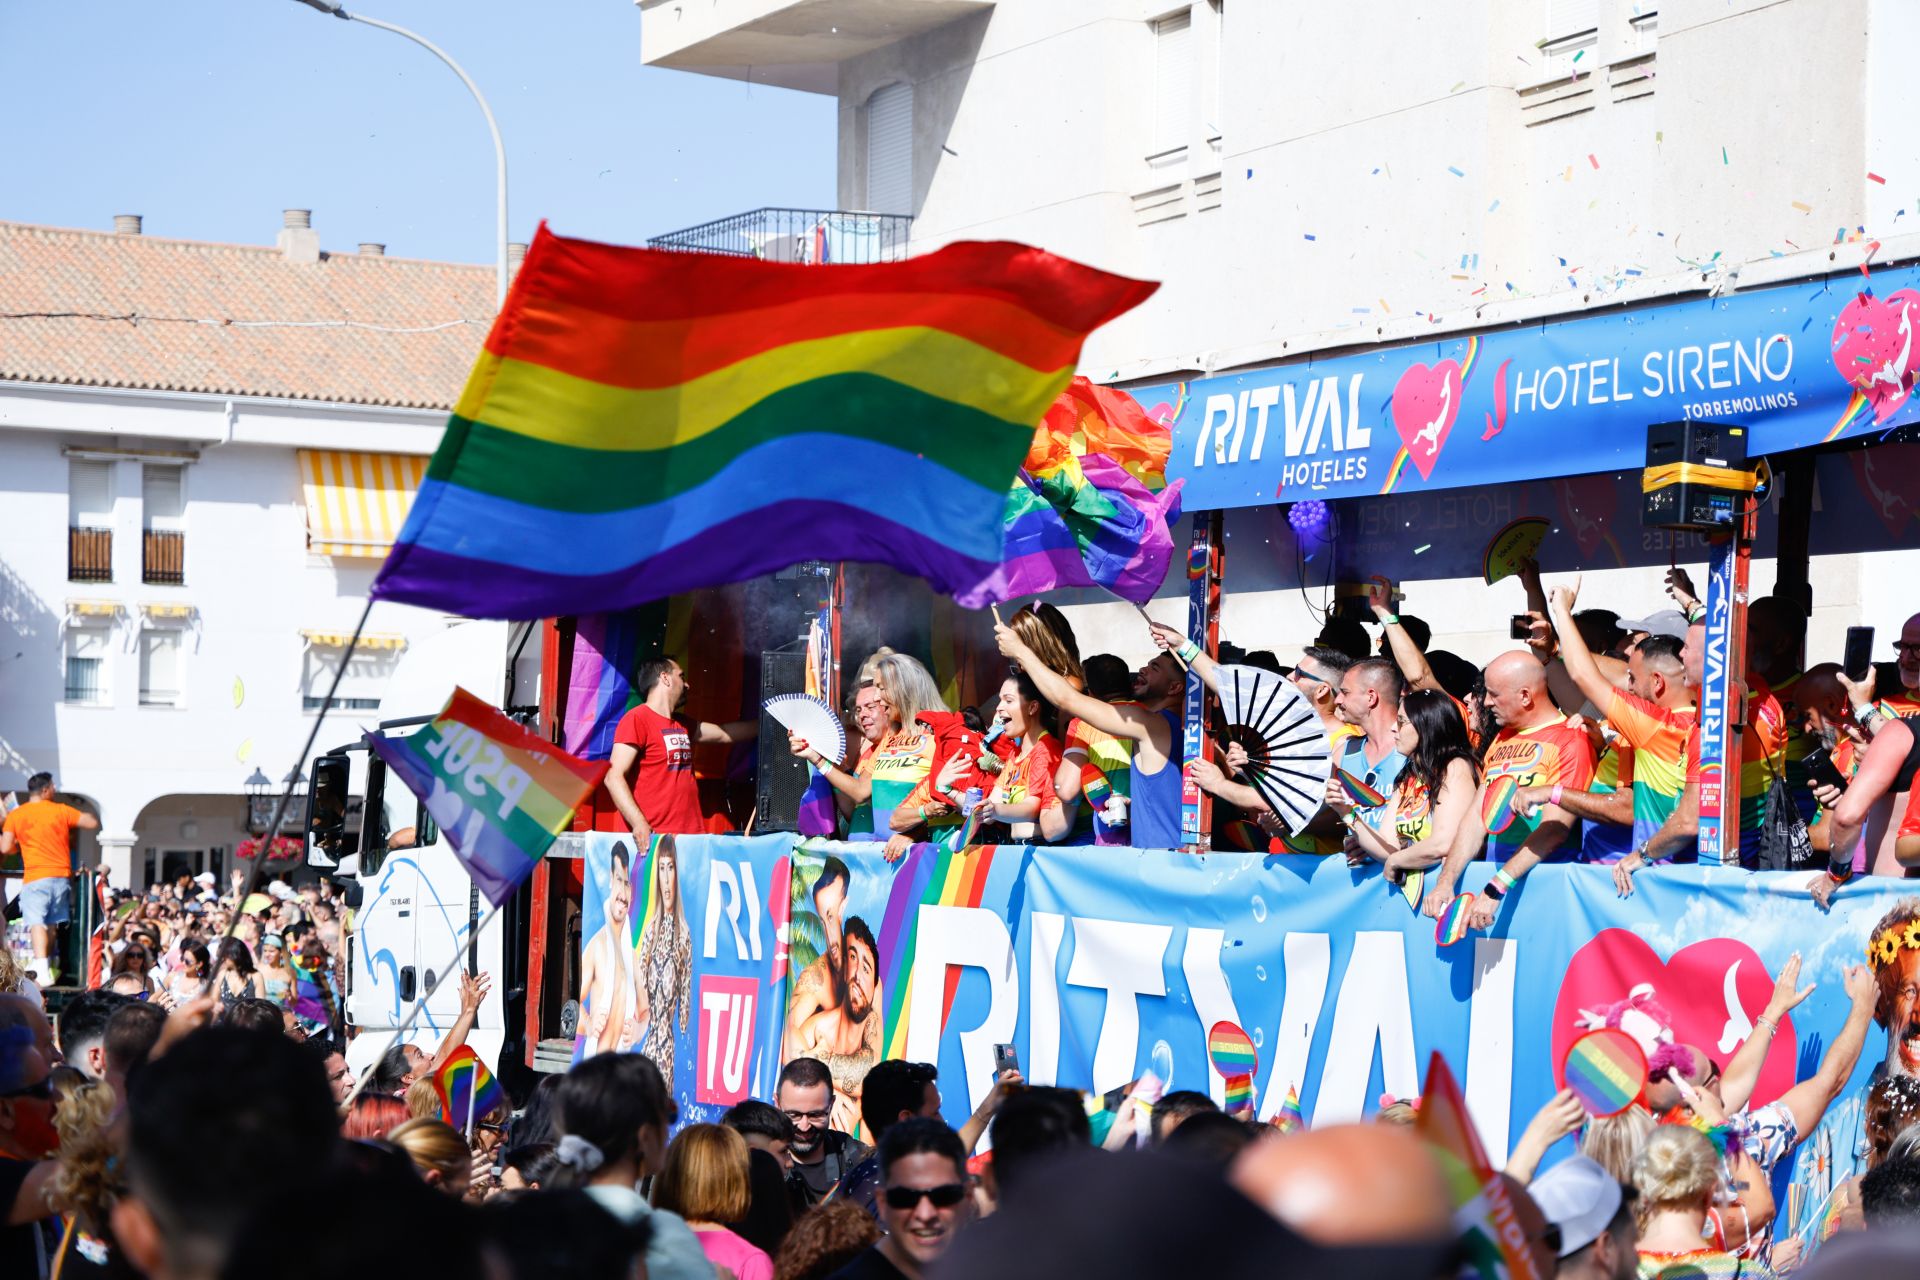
left=1330, top=690, right=1479, bottom=903
left=975, top=671, right=1064, bottom=845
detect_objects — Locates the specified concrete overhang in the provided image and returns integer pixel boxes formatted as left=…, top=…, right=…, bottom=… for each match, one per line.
left=639, top=0, right=992, bottom=93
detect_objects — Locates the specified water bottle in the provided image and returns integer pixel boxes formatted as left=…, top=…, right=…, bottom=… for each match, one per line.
left=961, top=787, right=984, bottom=817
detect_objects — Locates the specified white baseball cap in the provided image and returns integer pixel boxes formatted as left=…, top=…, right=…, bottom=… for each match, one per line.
left=193, top=871, right=216, bottom=886
left=266, top=880, right=296, bottom=901
left=1529, top=1155, right=1627, bottom=1257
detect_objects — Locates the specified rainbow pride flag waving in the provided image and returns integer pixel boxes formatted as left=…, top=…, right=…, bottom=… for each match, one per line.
left=434, top=1044, right=506, bottom=1131
left=1417, top=1052, right=1549, bottom=1280
left=370, top=225, right=1155, bottom=620
left=366, top=687, right=607, bottom=905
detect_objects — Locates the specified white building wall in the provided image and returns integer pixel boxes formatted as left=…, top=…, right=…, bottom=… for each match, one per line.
left=0, top=385, right=454, bottom=889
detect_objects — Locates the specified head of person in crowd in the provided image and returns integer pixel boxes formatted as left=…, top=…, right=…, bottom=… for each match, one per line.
left=116, top=1026, right=339, bottom=1280
left=1230, top=1123, right=1454, bottom=1248
left=300, top=1036, right=355, bottom=1105
left=1149, top=1089, right=1219, bottom=1143
left=724, top=1097, right=798, bottom=1169
left=1397, top=690, right=1477, bottom=797
left=365, top=1043, right=423, bottom=1097
left=1008, top=603, right=1084, bottom=687
left=1745, top=594, right=1807, bottom=683
left=1290, top=645, right=1354, bottom=719
left=549, top=1050, right=676, bottom=1191
left=1131, top=648, right=1186, bottom=706
left=1862, top=1155, right=1920, bottom=1230
left=1315, top=615, right=1372, bottom=662
left=1483, top=651, right=1557, bottom=730
left=405, top=1076, right=443, bottom=1121
left=1578, top=1105, right=1655, bottom=1185
left=102, top=1000, right=167, bottom=1100
left=1626, top=632, right=1688, bottom=708
left=848, top=679, right=890, bottom=750
left=342, top=1092, right=411, bottom=1142
left=0, top=995, right=59, bottom=1161
left=868, top=650, right=948, bottom=731
left=479, top=1187, right=653, bottom=1280
left=1867, top=899, right=1920, bottom=1080
left=1643, top=1042, right=1722, bottom=1116
left=1573, top=608, right=1628, bottom=659
left=772, top=1198, right=880, bottom=1280
left=1865, top=1074, right=1920, bottom=1167
left=57, top=988, right=129, bottom=1081
left=1424, top=649, right=1479, bottom=702
left=112, top=941, right=156, bottom=984
left=1336, top=656, right=1405, bottom=734
left=1680, top=620, right=1706, bottom=690
left=508, top=1072, right=565, bottom=1151
left=1618, top=609, right=1690, bottom=647
left=214, top=935, right=254, bottom=978
left=651, top=1124, right=764, bottom=1258
left=1376, top=613, right=1432, bottom=657
left=860, top=1059, right=942, bottom=1142
left=222, top=998, right=285, bottom=1036
left=873, top=1117, right=974, bottom=1273
left=387, top=1117, right=473, bottom=1197
left=1081, top=653, right=1133, bottom=702
left=497, top=1142, right=560, bottom=1194
left=994, top=670, right=1059, bottom=741
left=1159, top=1110, right=1258, bottom=1168
left=735, top=1146, right=796, bottom=1257
left=775, top=1056, right=837, bottom=1164
left=987, top=1085, right=1090, bottom=1201
left=1375, top=1097, right=1419, bottom=1126
left=636, top=654, right=691, bottom=711
left=1530, top=1154, right=1638, bottom=1280
left=107, top=971, right=150, bottom=999
left=1630, top=1125, right=1723, bottom=1241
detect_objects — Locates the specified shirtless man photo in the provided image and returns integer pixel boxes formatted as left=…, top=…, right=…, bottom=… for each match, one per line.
left=787, top=916, right=883, bottom=1135
left=784, top=858, right=851, bottom=1046
left=578, top=840, right=641, bottom=1057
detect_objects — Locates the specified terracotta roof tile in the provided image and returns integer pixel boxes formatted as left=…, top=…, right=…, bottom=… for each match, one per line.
left=0, top=220, right=494, bottom=409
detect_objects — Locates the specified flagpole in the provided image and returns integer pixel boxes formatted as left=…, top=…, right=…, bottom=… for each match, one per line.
left=338, top=897, right=502, bottom=1114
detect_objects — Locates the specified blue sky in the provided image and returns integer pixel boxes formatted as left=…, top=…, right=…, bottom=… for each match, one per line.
left=0, top=1, right=837, bottom=262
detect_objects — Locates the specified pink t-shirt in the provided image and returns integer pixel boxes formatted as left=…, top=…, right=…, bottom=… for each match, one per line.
left=695, top=1227, right=772, bottom=1280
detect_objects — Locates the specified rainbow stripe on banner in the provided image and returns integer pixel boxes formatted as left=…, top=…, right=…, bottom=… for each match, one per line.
left=879, top=844, right=1002, bottom=1061
left=1336, top=767, right=1389, bottom=808
left=434, top=1044, right=506, bottom=1130
left=366, top=687, right=607, bottom=905
left=369, top=225, right=1156, bottom=620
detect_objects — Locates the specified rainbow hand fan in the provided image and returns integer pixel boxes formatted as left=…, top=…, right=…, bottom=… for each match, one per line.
left=762, top=693, right=847, bottom=762
left=1208, top=1020, right=1259, bottom=1078
left=1481, top=774, right=1521, bottom=835
left=1336, top=766, right=1389, bottom=808
left=1436, top=893, right=1475, bottom=947
left=1562, top=1028, right=1647, bottom=1118
left=1214, top=664, right=1333, bottom=836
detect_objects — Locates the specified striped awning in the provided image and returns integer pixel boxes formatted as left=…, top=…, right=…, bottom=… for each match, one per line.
left=298, top=450, right=428, bottom=558
left=301, top=629, right=409, bottom=650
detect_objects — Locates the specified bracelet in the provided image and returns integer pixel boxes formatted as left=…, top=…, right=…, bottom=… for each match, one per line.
left=1549, top=784, right=1564, bottom=808
left=1858, top=703, right=1882, bottom=729
left=1177, top=640, right=1202, bottom=663
left=1826, top=862, right=1853, bottom=884
left=1380, top=614, right=1400, bottom=626
left=817, top=758, right=835, bottom=775
left=1490, top=868, right=1518, bottom=896
left=1483, top=879, right=1506, bottom=901
left=1754, top=1014, right=1778, bottom=1034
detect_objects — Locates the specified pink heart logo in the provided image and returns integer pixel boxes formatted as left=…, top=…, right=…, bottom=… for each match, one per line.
left=1391, top=361, right=1463, bottom=481
left=1147, top=401, right=1177, bottom=429
left=1831, top=289, right=1920, bottom=424
left=1550, top=929, right=1797, bottom=1109
left=1851, top=446, right=1919, bottom=538
left=1550, top=475, right=1620, bottom=560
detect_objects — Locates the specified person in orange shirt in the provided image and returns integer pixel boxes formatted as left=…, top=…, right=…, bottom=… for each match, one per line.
left=0, top=773, right=99, bottom=987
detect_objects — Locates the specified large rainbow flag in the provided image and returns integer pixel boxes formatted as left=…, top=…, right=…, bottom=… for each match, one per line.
left=366, top=687, right=607, bottom=904
left=370, top=225, right=1156, bottom=620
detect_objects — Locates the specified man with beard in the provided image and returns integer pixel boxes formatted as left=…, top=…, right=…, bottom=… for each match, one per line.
left=785, top=859, right=851, bottom=1046
left=778, top=1056, right=871, bottom=1208
left=580, top=841, right=641, bottom=1056
left=789, top=918, right=883, bottom=1136
left=606, top=657, right=757, bottom=843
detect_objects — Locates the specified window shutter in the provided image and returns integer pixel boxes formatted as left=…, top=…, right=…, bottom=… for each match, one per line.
left=143, top=465, right=184, bottom=527
left=866, top=83, right=914, bottom=216
left=70, top=460, right=114, bottom=528
left=1154, top=10, right=1194, bottom=154
left=141, top=631, right=181, bottom=705
left=1548, top=0, right=1599, bottom=36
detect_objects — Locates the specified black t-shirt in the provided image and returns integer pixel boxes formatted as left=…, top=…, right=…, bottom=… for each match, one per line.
left=0, top=1157, right=54, bottom=1279
left=789, top=1130, right=871, bottom=1206
left=824, top=1245, right=908, bottom=1280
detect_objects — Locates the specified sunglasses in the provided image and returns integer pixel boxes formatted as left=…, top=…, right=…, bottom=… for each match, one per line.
left=883, top=1183, right=968, bottom=1210
left=0, top=1076, right=53, bottom=1102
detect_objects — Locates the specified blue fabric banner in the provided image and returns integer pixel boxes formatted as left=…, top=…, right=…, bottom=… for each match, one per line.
left=578, top=834, right=1911, bottom=1251
left=1131, top=262, right=1920, bottom=509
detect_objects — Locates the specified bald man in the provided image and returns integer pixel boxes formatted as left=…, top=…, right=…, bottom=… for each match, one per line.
left=1228, top=1123, right=1457, bottom=1249
left=1889, top=611, right=1920, bottom=718
left=1426, top=650, right=1595, bottom=930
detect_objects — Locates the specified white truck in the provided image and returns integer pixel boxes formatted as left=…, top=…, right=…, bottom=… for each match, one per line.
left=305, top=619, right=542, bottom=1079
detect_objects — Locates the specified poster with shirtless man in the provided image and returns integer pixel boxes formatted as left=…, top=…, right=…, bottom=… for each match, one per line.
left=783, top=853, right=886, bottom=1137
left=573, top=835, right=692, bottom=1104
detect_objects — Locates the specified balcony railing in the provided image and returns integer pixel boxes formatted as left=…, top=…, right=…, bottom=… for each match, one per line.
left=648, top=208, right=912, bottom=264
left=143, top=529, right=185, bottom=585
left=68, top=527, right=112, bottom=582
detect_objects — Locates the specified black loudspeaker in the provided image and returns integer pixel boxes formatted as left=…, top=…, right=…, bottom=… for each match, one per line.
left=754, top=649, right=811, bottom=833
left=1642, top=420, right=1751, bottom=530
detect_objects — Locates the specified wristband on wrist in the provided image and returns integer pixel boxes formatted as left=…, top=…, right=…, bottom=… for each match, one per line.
left=1177, top=639, right=1202, bottom=663
left=1380, top=614, right=1400, bottom=626
left=1549, top=783, right=1564, bottom=808
left=1483, top=879, right=1505, bottom=901
left=1826, top=861, right=1853, bottom=884
left=1686, top=604, right=1706, bottom=623
left=1492, top=868, right=1518, bottom=893
left=1754, top=1014, right=1778, bottom=1033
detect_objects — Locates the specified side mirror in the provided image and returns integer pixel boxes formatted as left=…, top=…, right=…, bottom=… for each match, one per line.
left=305, top=754, right=358, bottom=865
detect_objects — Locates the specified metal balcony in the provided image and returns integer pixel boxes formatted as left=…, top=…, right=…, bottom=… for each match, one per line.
left=68, top=526, right=112, bottom=583
left=143, top=529, right=185, bottom=585
left=648, top=208, right=912, bottom=264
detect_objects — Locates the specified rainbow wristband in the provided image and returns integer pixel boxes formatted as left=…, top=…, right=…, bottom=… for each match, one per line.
left=1492, top=868, right=1518, bottom=894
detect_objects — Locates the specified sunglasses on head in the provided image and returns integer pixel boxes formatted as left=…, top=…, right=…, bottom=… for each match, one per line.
left=883, top=1183, right=968, bottom=1210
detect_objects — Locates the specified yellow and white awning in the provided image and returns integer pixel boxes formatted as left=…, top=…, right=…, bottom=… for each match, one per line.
left=301, top=629, right=409, bottom=651
left=298, top=450, right=428, bottom=559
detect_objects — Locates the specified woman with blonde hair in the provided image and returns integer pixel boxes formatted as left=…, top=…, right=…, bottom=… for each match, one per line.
left=405, top=1077, right=443, bottom=1121
left=388, top=1117, right=474, bottom=1197
left=1581, top=1104, right=1655, bottom=1185
left=1632, top=1125, right=1769, bottom=1278
left=863, top=652, right=952, bottom=858
left=651, top=1123, right=774, bottom=1280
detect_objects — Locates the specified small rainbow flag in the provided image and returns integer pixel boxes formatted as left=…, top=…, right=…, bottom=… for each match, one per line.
left=1482, top=774, right=1521, bottom=835
left=1207, top=1020, right=1259, bottom=1078
left=366, top=687, right=607, bottom=905
left=1436, top=892, right=1475, bottom=947
left=1419, top=1053, right=1550, bottom=1280
left=1272, top=1083, right=1306, bottom=1134
left=1223, top=1073, right=1255, bottom=1115
left=369, top=225, right=1156, bottom=620
left=434, top=1044, right=506, bottom=1131
left=1562, top=1028, right=1646, bottom=1117
left=1337, top=766, right=1389, bottom=807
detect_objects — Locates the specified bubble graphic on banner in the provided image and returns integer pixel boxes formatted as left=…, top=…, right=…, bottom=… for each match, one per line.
left=1255, top=965, right=1268, bottom=982
left=1150, top=1040, right=1175, bottom=1085
left=1252, top=1027, right=1265, bottom=1049
left=1250, top=894, right=1268, bottom=923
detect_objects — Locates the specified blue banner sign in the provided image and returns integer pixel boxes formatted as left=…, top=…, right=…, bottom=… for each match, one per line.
left=1131, top=263, right=1920, bottom=508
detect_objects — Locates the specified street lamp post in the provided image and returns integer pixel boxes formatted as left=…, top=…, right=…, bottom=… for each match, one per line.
left=292, top=0, right=509, bottom=304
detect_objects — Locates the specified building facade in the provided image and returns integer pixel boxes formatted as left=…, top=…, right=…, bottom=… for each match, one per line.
left=642, top=0, right=1920, bottom=661
left=0, top=212, right=494, bottom=890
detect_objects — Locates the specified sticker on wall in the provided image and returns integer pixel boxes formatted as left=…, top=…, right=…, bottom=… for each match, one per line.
left=232, top=677, right=246, bottom=709
left=235, top=738, right=254, bottom=764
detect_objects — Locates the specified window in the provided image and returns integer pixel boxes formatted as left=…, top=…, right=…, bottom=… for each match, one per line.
left=301, top=642, right=399, bottom=714
left=1539, top=0, right=1598, bottom=75
left=139, top=629, right=183, bottom=708
left=69, top=460, right=114, bottom=528
left=142, top=465, right=184, bottom=529
left=65, top=628, right=110, bottom=706
left=866, top=82, right=914, bottom=216
left=1152, top=9, right=1194, bottom=158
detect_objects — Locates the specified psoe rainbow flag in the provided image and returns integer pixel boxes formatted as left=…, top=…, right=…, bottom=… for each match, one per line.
left=369, top=224, right=1157, bottom=620
left=366, top=687, right=607, bottom=905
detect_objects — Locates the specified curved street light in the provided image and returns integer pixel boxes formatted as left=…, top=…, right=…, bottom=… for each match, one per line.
left=291, top=0, right=509, bottom=303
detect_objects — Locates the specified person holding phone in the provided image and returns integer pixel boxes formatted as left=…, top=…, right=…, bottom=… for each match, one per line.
left=1796, top=665, right=1920, bottom=907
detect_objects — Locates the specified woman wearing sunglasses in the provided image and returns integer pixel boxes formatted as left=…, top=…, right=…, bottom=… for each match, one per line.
left=1330, top=690, right=1480, bottom=891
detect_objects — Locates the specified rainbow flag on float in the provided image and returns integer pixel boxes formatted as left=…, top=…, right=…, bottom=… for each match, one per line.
left=434, top=1044, right=506, bottom=1131
left=1417, top=1052, right=1549, bottom=1280
left=368, top=225, right=1155, bottom=620
left=365, top=687, right=608, bottom=904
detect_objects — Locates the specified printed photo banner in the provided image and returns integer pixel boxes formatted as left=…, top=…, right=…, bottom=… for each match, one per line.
left=582, top=832, right=1911, bottom=1245
left=1134, top=260, right=1920, bottom=509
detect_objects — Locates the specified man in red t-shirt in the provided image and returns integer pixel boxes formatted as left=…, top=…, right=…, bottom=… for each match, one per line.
left=605, top=659, right=756, bottom=842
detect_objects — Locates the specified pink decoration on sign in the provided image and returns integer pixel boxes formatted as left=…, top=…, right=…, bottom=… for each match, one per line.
left=1830, top=290, right=1920, bottom=423
left=1390, top=360, right=1463, bottom=480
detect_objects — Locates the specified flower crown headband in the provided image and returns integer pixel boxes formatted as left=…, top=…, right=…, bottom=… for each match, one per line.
left=1868, top=918, right=1920, bottom=969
